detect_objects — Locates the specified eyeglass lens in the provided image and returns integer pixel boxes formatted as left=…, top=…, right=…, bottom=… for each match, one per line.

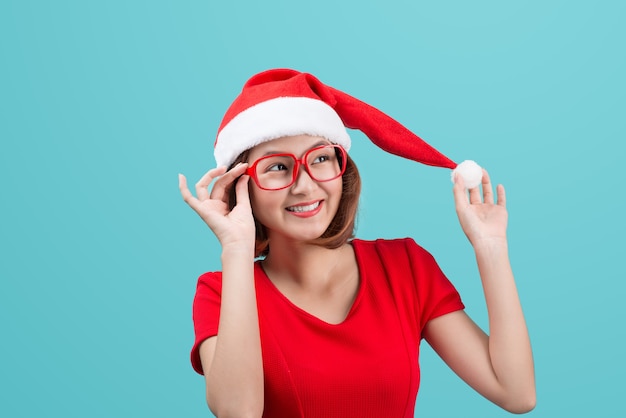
left=253, top=146, right=343, bottom=190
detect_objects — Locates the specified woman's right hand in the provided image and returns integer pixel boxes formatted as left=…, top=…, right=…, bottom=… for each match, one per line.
left=178, top=163, right=255, bottom=249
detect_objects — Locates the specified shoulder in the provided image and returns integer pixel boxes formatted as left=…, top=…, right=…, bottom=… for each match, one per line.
left=352, top=237, right=432, bottom=258
left=196, top=271, right=223, bottom=293
left=195, top=262, right=263, bottom=294
left=351, top=238, right=443, bottom=279
left=197, top=271, right=222, bottom=284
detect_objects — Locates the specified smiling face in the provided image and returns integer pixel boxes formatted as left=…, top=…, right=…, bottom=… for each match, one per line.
left=246, top=135, right=344, bottom=246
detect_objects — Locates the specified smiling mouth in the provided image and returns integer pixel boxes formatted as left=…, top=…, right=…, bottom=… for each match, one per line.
left=286, top=201, right=321, bottom=213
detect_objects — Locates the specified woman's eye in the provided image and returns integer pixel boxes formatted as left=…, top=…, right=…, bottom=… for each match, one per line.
left=312, top=155, right=330, bottom=164
left=267, top=163, right=288, bottom=172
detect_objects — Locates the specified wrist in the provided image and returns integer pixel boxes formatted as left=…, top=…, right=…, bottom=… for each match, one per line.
left=472, top=237, right=509, bottom=255
left=221, top=242, right=255, bottom=260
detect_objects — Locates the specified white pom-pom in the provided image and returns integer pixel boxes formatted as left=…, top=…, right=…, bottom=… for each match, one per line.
left=451, top=160, right=483, bottom=189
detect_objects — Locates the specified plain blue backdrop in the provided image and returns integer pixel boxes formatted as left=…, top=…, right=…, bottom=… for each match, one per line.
left=1, top=1, right=624, bottom=417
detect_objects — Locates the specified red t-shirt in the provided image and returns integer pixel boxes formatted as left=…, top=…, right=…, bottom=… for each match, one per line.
left=191, top=238, right=464, bottom=418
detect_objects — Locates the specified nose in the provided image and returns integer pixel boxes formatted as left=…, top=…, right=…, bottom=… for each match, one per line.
left=290, top=162, right=317, bottom=194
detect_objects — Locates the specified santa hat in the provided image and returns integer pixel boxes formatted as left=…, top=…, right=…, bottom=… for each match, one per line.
left=214, top=68, right=482, bottom=188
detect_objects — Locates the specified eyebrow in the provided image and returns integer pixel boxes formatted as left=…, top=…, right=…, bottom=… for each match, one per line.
left=260, top=141, right=331, bottom=157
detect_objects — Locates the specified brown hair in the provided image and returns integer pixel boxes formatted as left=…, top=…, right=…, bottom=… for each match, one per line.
left=228, top=149, right=361, bottom=257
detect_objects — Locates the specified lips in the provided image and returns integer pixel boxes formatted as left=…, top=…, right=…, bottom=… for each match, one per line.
left=286, top=201, right=321, bottom=213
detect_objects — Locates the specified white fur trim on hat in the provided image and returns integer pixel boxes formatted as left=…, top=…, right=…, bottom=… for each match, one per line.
left=214, top=97, right=351, bottom=167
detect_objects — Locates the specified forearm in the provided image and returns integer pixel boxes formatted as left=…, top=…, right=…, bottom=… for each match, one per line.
left=206, top=246, right=264, bottom=417
left=474, top=238, right=535, bottom=411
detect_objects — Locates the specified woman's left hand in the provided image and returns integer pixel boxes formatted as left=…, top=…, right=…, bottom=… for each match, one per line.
left=453, top=169, right=508, bottom=246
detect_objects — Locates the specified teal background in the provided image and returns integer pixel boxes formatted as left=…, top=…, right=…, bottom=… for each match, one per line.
left=1, top=1, right=624, bottom=417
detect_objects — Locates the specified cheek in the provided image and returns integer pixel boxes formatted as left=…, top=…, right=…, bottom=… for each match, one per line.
left=323, top=180, right=344, bottom=216
left=248, top=187, right=282, bottom=224
left=329, top=179, right=343, bottom=201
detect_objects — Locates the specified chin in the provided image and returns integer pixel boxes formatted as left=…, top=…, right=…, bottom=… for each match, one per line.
left=290, top=229, right=330, bottom=243
left=269, top=223, right=331, bottom=244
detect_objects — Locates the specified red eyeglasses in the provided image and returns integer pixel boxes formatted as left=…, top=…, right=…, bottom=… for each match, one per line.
left=246, top=144, right=347, bottom=191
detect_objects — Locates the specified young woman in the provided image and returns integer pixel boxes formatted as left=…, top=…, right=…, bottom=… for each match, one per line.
left=179, top=69, right=535, bottom=418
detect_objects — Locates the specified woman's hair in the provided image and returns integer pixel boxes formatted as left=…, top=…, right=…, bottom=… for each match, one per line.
left=228, top=147, right=361, bottom=257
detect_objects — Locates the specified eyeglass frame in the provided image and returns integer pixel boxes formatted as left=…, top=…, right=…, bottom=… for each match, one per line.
left=245, top=144, right=348, bottom=191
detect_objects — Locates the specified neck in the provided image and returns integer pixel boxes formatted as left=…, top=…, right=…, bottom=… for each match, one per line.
left=262, top=238, right=351, bottom=292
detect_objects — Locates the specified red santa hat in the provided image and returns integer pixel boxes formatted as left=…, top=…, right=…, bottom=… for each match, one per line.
left=214, top=68, right=482, bottom=188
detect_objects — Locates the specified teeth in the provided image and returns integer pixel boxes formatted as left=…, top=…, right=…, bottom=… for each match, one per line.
left=287, top=201, right=320, bottom=212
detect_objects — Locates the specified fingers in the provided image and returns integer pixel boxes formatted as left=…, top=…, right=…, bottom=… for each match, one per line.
left=468, top=183, right=482, bottom=205
left=479, top=169, right=506, bottom=207
left=454, top=169, right=500, bottom=206
left=209, top=163, right=249, bottom=202
left=496, top=184, right=506, bottom=207
left=481, top=169, right=494, bottom=205
left=452, top=174, right=469, bottom=210
left=234, top=174, right=251, bottom=208
left=179, top=173, right=195, bottom=203
left=179, top=173, right=203, bottom=212
left=180, top=164, right=251, bottom=211
left=195, top=166, right=228, bottom=201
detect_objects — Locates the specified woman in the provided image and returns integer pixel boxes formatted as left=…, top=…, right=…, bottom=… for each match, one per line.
left=179, top=69, right=535, bottom=417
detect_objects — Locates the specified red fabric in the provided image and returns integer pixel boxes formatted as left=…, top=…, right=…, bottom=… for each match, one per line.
left=191, top=238, right=464, bottom=418
left=216, top=70, right=333, bottom=135
left=215, top=69, right=458, bottom=170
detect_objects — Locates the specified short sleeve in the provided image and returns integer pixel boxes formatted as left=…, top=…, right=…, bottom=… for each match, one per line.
left=405, top=239, right=465, bottom=331
left=190, top=271, right=223, bottom=375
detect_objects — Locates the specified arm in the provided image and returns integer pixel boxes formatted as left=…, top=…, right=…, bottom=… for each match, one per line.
left=423, top=170, right=535, bottom=414
left=180, top=165, right=264, bottom=418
